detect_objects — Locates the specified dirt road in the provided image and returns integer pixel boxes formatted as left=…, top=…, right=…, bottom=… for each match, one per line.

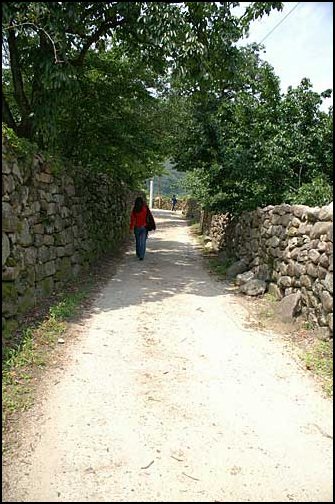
left=2, top=210, right=333, bottom=502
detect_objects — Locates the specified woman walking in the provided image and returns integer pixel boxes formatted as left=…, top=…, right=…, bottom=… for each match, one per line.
left=129, top=197, right=155, bottom=260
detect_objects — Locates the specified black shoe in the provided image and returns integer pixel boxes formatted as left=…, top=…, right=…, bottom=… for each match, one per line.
left=139, top=258, right=144, bottom=260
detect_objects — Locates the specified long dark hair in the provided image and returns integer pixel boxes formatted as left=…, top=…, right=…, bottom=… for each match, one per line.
left=133, top=196, right=145, bottom=213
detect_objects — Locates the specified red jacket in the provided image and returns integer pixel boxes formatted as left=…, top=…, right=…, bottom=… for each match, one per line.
left=130, top=205, right=148, bottom=230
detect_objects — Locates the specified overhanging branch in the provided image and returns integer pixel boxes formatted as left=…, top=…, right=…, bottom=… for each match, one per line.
left=70, top=17, right=127, bottom=67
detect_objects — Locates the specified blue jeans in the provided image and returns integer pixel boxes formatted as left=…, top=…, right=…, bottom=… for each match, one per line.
left=134, top=226, right=147, bottom=259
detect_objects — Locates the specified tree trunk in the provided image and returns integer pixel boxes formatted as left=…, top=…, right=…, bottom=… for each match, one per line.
left=7, top=26, right=33, bottom=139
left=2, top=90, right=17, bottom=131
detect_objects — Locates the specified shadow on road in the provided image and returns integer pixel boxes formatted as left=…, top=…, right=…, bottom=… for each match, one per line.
left=91, top=209, right=236, bottom=314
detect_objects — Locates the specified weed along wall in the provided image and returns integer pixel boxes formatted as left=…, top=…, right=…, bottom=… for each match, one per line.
left=202, top=203, right=333, bottom=338
left=2, top=139, right=138, bottom=337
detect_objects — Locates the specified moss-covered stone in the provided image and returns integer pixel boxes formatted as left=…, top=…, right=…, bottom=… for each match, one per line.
left=2, top=318, right=19, bottom=339
left=17, top=219, right=33, bottom=246
left=25, top=266, right=36, bottom=286
left=54, top=233, right=64, bottom=245
left=2, top=266, right=20, bottom=281
left=2, top=282, right=19, bottom=316
left=6, top=257, right=17, bottom=267
left=3, top=142, right=141, bottom=331
left=18, top=288, right=35, bottom=313
left=35, top=277, right=53, bottom=297
left=2, top=233, right=11, bottom=267
left=2, top=282, right=18, bottom=299
left=54, top=257, right=72, bottom=280
left=2, top=212, right=19, bottom=233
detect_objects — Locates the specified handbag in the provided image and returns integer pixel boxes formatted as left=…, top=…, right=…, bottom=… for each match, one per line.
left=146, top=206, right=156, bottom=232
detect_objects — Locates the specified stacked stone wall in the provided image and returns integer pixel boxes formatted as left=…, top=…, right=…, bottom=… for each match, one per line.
left=202, top=203, right=333, bottom=334
left=2, top=141, right=140, bottom=336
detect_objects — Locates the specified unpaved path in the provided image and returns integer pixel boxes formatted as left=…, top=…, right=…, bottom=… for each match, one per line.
left=2, top=210, right=333, bottom=503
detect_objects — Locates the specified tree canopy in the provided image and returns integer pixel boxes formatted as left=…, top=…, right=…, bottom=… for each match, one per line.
left=2, top=2, right=283, bottom=184
left=168, top=48, right=333, bottom=213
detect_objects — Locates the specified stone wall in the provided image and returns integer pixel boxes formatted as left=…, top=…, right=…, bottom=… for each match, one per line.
left=180, top=198, right=201, bottom=221
left=152, top=196, right=201, bottom=221
left=202, top=204, right=333, bottom=334
left=2, top=140, right=140, bottom=336
left=153, top=196, right=182, bottom=211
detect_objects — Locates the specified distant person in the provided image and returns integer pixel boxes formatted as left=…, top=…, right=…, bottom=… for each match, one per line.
left=171, top=194, right=177, bottom=211
left=129, top=196, right=155, bottom=260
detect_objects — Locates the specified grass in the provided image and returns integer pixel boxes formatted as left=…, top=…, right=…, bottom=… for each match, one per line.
left=258, top=294, right=278, bottom=319
left=189, top=222, right=204, bottom=241
left=189, top=220, right=201, bottom=229
left=189, top=222, right=216, bottom=254
left=49, top=291, right=85, bottom=320
left=2, top=290, right=86, bottom=431
left=263, top=292, right=279, bottom=304
left=188, top=222, right=235, bottom=274
left=305, top=340, right=333, bottom=397
left=208, top=257, right=235, bottom=276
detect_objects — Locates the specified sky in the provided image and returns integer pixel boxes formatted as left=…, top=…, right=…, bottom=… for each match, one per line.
left=237, top=1, right=333, bottom=111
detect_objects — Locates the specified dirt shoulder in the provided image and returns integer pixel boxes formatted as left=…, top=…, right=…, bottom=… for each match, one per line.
left=2, top=236, right=132, bottom=451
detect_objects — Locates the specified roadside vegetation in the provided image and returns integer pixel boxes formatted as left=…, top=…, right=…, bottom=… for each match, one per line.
left=305, top=340, right=333, bottom=397
left=2, top=291, right=86, bottom=435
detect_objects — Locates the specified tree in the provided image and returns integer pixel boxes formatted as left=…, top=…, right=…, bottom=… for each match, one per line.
left=169, top=46, right=333, bottom=213
left=2, top=2, right=284, bottom=185
left=154, top=160, right=188, bottom=197
left=2, top=2, right=283, bottom=142
left=53, top=50, right=169, bottom=185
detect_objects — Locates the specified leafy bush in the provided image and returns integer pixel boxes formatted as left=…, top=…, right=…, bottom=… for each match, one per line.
left=286, top=175, right=333, bottom=207
left=2, top=124, right=37, bottom=159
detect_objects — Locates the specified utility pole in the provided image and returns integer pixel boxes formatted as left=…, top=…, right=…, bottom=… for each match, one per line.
left=158, top=177, right=161, bottom=209
left=149, top=179, right=154, bottom=209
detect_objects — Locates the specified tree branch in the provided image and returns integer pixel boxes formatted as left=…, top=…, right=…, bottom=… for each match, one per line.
left=6, top=22, right=64, bottom=64
left=71, top=17, right=127, bottom=67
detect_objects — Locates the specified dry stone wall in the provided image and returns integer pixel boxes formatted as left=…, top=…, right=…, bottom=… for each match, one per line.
left=152, top=196, right=201, bottom=220
left=153, top=196, right=182, bottom=211
left=181, top=198, right=201, bottom=221
left=202, top=203, right=333, bottom=335
left=2, top=141, right=140, bottom=336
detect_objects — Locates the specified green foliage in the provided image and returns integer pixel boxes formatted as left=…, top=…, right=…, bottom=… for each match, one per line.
left=49, top=291, right=85, bottom=321
left=170, top=53, right=333, bottom=214
left=2, top=123, right=37, bottom=159
left=182, top=168, right=212, bottom=209
left=208, top=257, right=235, bottom=276
left=2, top=290, right=86, bottom=427
left=286, top=175, right=333, bottom=207
left=2, top=1, right=283, bottom=187
left=155, top=160, right=188, bottom=197
left=53, top=50, right=168, bottom=184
